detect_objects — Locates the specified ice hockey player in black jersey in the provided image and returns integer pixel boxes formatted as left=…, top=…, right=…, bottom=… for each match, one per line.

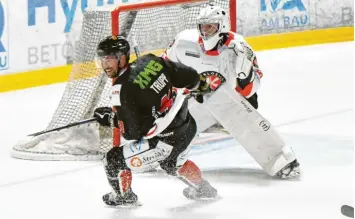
left=93, top=35, right=218, bottom=206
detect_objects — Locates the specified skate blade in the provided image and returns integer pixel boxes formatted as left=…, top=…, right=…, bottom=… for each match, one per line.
left=105, top=201, right=143, bottom=209
left=186, top=194, right=223, bottom=202
left=118, top=201, right=143, bottom=208
left=274, top=171, right=302, bottom=180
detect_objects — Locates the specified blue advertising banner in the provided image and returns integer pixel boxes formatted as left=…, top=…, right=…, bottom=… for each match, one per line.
left=259, top=0, right=311, bottom=32
left=0, top=0, right=9, bottom=70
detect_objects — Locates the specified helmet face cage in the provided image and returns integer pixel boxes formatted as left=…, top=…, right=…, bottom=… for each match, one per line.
left=95, top=35, right=130, bottom=76
left=95, top=51, right=124, bottom=71
left=198, top=20, right=221, bottom=40
left=196, top=5, right=230, bottom=50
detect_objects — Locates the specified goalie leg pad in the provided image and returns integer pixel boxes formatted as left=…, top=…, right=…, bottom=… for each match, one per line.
left=188, top=98, right=218, bottom=134
left=203, top=84, right=297, bottom=176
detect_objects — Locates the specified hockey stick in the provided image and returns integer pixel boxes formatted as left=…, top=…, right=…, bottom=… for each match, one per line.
left=29, top=118, right=97, bottom=137
left=118, top=10, right=140, bottom=59
left=119, top=11, right=138, bottom=38
left=119, top=10, right=140, bottom=59
left=132, top=35, right=140, bottom=58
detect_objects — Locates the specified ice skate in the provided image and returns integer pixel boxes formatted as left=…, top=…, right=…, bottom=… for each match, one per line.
left=102, top=189, right=139, bottom=206
left=183, top=179, right=218, bottom=200
left=276, top=159, right=301, bottom=179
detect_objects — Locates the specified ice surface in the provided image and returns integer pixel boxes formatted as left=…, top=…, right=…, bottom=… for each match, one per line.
left=0, top=42, right=353, bottom=219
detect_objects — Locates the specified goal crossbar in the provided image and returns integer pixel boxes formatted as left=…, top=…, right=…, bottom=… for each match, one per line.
left=111, top=0, right=236, bottom=35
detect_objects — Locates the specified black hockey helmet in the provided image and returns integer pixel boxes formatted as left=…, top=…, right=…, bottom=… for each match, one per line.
left=96, top=35, right=131, bottom=60
left=96, top=35, right=131, bottom=77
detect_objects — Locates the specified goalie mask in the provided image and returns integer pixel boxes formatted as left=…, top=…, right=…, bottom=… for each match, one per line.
left=95, top=35, right=131, bottom=78
left=197, top=4, right=230, bottom=51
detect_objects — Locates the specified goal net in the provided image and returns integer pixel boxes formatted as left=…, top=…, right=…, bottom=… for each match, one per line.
left=11, top=0, right=236, bottom=161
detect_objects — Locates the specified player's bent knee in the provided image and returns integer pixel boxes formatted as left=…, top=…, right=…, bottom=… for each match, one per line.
left=104, top=147, right=128, bottom=177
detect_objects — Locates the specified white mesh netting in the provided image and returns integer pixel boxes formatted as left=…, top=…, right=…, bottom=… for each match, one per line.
left=11, top=0, right=234, bottom=161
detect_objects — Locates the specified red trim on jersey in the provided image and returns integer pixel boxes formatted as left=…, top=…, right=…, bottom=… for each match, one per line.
left=255, top=69, right=263, bottom=79
left=182, top=88, right=190, bottom=95
left=112, top=106, right=121, bottom=147
left=113, top=128, right=121, bottom=147
left=225, top=32, right=235, bottom=46
left=235, top=82, right=253, bottom=97
left=198, top=32, right=235, bottom=56
left=161, top=51, right=170, bottom=60
left=146, top=124, right=158, bottom=137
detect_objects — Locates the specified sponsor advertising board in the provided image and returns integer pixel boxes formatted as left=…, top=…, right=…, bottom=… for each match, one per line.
left=0, top=0, right=353, bottom=76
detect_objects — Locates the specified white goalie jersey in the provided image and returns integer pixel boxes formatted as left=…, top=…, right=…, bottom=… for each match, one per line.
left=162, top=29, right=262, bottom=99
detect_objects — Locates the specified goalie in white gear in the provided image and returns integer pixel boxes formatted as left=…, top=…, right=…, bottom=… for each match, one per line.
left=161, top=4, right=300, bottom=179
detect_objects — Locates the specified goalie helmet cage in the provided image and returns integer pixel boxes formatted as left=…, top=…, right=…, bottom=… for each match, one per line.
left=11, top=0, right=237, bottom=161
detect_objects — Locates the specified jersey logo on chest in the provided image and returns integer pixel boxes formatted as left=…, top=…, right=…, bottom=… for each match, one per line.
left=133, top=60, right=163, bottom=89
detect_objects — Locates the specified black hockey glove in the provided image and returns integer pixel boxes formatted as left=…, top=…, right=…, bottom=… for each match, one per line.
left=93, top=107, right=117, bottom=127
left=191, top=75, right=209, bottom=103
left=197, top=74, right=210, bottom=92
left=192, top=71, right=226, bottom=104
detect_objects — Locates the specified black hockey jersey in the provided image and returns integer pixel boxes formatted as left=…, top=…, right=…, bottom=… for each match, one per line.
left=110, top=54, right=200, bottom=140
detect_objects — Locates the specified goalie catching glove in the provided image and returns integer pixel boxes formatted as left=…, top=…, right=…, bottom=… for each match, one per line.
left=93, top=107, right=118, bottom=127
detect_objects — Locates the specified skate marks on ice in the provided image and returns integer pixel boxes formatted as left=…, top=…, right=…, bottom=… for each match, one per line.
left=189, top=107, right=353, bottom=157
left=108, top=210, right=222, bottom=219
left=2, top=107, right=349, bottom=190
left=107, top=198, right=223, bottom=219
left=168, top=194, right=223, bottom=213
left=137, top=167, right=296, bottom=186
left=0, top=163, right=101, bottom=188
left=105, top=166, right=302, bottom=219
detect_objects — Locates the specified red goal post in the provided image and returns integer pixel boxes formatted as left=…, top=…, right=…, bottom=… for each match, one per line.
left=111, top=0, right=237, bottom=36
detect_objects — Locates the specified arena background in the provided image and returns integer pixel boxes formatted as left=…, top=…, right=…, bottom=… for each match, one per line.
left=0, top=0, right=353, bottom=92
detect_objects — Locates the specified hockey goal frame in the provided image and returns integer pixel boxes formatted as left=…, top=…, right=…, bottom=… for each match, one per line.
left=11, top=0, right=238, bottom=161
left=111, top=0, right=237, bottom=36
